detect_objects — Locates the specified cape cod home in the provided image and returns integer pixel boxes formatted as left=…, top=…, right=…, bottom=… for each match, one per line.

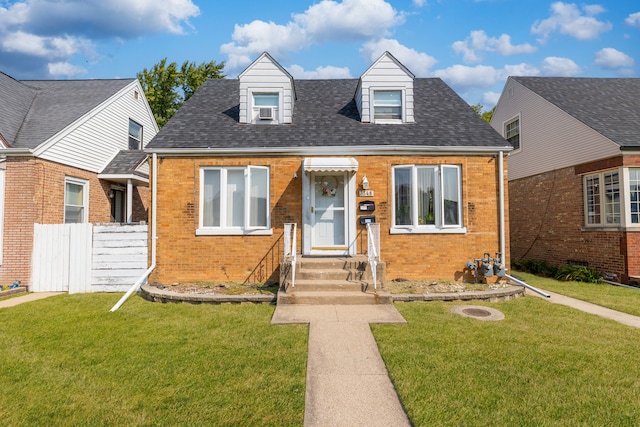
left=145, top=52, right=512, bottom=295
left=491, top=77, right=640, bottom=284
left=0, top=72, right=158, bottom=287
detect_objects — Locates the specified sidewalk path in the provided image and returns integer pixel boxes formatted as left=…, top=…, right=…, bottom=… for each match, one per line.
left=0, top=292, right=65, bottom=309
left=272, top=305, right=410, bottom=427
left=527, top=289, right=640, bottom=328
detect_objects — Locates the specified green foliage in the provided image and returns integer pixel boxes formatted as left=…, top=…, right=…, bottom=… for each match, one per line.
left=470, top=103, right=495, bottom=123
left=137, top=58, right=225, bottom=127
left=512, top=259, right=602, bottom=283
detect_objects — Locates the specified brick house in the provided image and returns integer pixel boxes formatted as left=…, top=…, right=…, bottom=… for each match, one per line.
left=491, top=77, right=640, bottom=284
left=145, top=52, right=512, bottom=287
left=0, top=72, right=158, bottom=286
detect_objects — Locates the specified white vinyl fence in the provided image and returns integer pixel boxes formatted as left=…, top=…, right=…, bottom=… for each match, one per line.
left=31, top=223, right=148, bottom=293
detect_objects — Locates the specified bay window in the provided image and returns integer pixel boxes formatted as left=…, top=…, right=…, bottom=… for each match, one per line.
left=629, top=168, right=640, bottom=224
left=198, top=166, right=270, bottom=235
left=392, top=164, right=463, bottom=233
left=584, top=170, right=620, bottom=226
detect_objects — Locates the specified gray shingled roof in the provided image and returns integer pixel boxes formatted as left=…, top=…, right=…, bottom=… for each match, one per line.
left=0, top=76, right=134, bottom=149
left=513, top=77, right=640, bottom=149
left=0, top=72, right=37, bottom=146
left=101, top=150, right=148, bottom=177
left=147, top=78, right=510, bottom=150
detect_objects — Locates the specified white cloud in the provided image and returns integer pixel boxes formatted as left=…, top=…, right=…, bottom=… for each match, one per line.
left=594, top=47, right=634, bottom=70
left=433, top=64, right=501, bottom=88
left=360, top=38, right=437, bottom=76
left=482, top=91, right=501, bottom=107
left=48, top=62, right=87, bottom=77
left=625, top=12, right=640, bottom=28
left=0, top=0, right=199, bottom=77
left=540, top=56, right=581, bottom=76
left=221, top=0, right=404, bottom=73
left=452, top=30, right=537, bottom=63
left=413, top=0, right=427, bottom=6
left=531, top=2, right=612, bottom=43
left=288, top=64, right=352, bottom=79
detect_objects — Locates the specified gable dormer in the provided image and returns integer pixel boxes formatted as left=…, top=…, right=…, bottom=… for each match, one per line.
left=355, top=51, right=415, bottom=124
left=238, top=52, right=296, bottom=124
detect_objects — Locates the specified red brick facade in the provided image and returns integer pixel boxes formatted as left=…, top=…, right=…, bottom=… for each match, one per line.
left=150, top=154, right=509, bottom=285
left=1, top=157, right=148, bottom=286
left=509, top=155, right=640, bottom=283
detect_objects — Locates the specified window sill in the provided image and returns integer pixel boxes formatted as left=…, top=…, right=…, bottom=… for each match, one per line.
left=196, top=228, right=273, bottom=236
left=374, top=119, right=403, bottom=124
left=581, top=225, right=640, bottom=232
left=390, top=226, right=467, bottom=235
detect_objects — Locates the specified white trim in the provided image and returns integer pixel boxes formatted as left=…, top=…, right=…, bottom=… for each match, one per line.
left=198, top=165, right=271, bottom=234
left=502, top=113, right=521, bottom=153
left=64, top=176, right=89, bottom=223
left=97, top=173, right=149, bottom=184
left=146, top=145, right=513, bottom=157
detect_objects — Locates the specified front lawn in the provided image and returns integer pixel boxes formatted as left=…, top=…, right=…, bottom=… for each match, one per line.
left=373, top=298, right=640, bottom=426
left=511, top=270, right=640, bottom=317
left=0, top=295, right=308, bottom=426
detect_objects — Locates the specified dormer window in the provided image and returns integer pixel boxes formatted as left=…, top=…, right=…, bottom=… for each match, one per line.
left=374, top=90, right=402, bottom=121
left=253, top=93, right=279, bottom=122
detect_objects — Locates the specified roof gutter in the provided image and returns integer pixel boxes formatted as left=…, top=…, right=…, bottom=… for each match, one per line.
left=145, top=145, right=514, bottom=157
left=0, top=148, right=34, bottom=157
left=110, top=152, right=158, bottom=312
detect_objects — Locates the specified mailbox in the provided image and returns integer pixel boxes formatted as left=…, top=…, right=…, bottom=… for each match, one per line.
left=359, top=215, right=376, bottom=225
left=359, top=200, right=375, bottom=211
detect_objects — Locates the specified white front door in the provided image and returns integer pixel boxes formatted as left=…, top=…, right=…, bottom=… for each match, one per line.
left=311, top=173, right=346, bottom=251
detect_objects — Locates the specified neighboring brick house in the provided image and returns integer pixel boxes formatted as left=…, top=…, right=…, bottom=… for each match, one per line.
left=0, top=72, right=158, bottom=286
left=491, top=77, right=640, bottom=284
left=145, top=52, right=512, bottom=286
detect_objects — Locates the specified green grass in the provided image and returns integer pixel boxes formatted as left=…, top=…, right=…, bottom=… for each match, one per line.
left=0, top=294, right=308, bottom=426
left=373, top=298, right=640, bottom=426
left=511, top=270, right=640, bottom=317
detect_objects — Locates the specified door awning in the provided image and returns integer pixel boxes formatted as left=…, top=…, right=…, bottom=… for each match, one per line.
left=303, top=157, right=358, bottom=173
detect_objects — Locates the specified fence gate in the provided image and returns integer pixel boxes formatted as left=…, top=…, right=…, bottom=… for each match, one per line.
left=31, top=223, right=93, bottom=293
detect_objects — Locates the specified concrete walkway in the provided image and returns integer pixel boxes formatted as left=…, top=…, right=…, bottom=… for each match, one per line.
left=272, top=305, right=410, bottom=427
left=0, top=292, right=64, bottom=309
left=526, top=289, right=640, bottom=328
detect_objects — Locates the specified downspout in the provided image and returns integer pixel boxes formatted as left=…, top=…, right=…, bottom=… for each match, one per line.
left=498, top=151, right=505, bottom=260
left=110, top=153, right=157, bottom=312
left=126, top=178, right=133, bottom=223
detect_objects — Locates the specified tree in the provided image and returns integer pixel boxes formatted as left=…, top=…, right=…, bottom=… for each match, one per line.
left=471, top=103, right=495, bottom=123
left=137, top=58, right=225, bottom=127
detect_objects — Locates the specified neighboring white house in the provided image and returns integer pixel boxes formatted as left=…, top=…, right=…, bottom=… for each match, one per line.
left=0, top=71, right=159, bottom=287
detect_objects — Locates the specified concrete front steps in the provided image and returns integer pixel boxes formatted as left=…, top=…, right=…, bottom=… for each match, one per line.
left=278, top=256, right=390, bottom=305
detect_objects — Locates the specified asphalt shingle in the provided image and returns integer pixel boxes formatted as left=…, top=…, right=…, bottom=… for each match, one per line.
left=147, top=78, right=510, bottom=150
left=513, top=77, right=640, bottom=149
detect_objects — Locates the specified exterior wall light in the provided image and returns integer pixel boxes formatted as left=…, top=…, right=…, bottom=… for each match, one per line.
left=362, top=176, right=369, bottom=189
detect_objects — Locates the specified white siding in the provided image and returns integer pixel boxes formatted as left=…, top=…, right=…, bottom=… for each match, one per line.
left=491, top=78, right=620, bottom=181
left=356, top=53, right=414, bottom=123
left=37, top=82, right=158, bottom=173
left=239, top=54, right=294, bottom=124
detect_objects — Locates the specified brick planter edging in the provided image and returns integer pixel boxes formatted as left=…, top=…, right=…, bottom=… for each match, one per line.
left=140, top=284, right=524, bottom=305
left=0, top=287, right=27, bottom=298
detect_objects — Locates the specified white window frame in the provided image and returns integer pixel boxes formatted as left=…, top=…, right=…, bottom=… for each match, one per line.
left=391, top=164, right=466, bottom=234
left=503, top=115, right=520, bottom=151
left=249, top=89, right=282, bottom=124
left=621, top=167, right=640, bottom=228
left=64, top=177, right=89, bottom=224
left=371, top=88, right=404, bottom=124
left=197, top=166, right=272, bottom=236
left=583, top=169, right=621, bottom=227
left=128, top=119, right=143, bottom=150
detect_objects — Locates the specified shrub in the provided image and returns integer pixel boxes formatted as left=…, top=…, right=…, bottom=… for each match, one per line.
left=513, top=259, right=601, bottom=283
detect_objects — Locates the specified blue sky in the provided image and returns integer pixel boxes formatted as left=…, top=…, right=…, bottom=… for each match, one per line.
left=1, top=0, right=638, bottom=107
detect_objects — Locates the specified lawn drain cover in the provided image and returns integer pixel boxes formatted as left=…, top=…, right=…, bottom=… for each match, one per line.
left=450, top=305, right=504, bottom=321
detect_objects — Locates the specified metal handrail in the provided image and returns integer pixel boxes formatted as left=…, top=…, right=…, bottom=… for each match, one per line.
left=283, top=223, right=297, bottom=288
left=366, top=223, right=380, bottom=289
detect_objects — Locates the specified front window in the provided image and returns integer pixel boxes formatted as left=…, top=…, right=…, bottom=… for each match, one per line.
left=374, top=90, right=402, bottom=121
left=392, top=165, right=463, bottom=232
left=199, top=166, right=270, bottom=234
left=505, top=118, right=520, bottom=150
left=584, top=170, right=620, bottom=226
left=129, top=120, right=142, bottom=150
left=64, top=177, right=88, bottom=224
left=629, top=168, right=640, bottom=224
